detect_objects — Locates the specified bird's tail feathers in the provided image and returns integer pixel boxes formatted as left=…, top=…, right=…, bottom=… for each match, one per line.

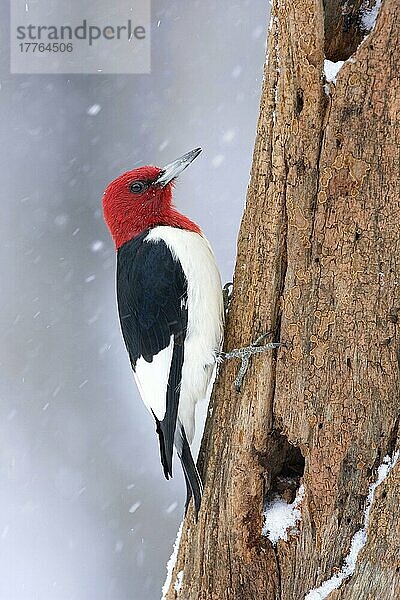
left=155, top=419, right=172, bottom=479
left=154, top=339, right=184, bottom=479
left=175, top=424, right=203, bottom=519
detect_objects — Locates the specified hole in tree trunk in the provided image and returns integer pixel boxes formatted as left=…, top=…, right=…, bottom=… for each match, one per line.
left=323, top=0, right=379, bottom=62
left=296, top=89, right=304, bottom=115
left=388, top=415, right=400, bottom=456
left=264, top=431, right=305, bottom=504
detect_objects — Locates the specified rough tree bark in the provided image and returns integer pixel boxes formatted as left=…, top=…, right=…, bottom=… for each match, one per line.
left=165, top=0, right=400, bottom=598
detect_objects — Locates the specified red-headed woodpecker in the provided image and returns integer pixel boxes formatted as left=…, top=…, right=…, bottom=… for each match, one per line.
left=103, top=148, right=224, bottom=516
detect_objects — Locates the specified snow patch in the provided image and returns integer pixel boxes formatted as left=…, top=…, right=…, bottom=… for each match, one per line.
left=305, top=451, right=399, bottom=600
left=324, top=60, right=344, bottom=84
left=360, top=0, right=382, bottom=32
left=262, top=485, right=305, bottom=545
left=174, top=570, right=184, bottom=593
left=161, top=521, right=183, bottom=599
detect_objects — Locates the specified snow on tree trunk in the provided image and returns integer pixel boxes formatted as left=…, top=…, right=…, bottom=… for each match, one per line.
left=164, top=0, right=400, bottom=598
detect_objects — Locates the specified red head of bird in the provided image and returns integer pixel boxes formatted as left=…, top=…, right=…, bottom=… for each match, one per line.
left=103, top=148, right=202, bottom=248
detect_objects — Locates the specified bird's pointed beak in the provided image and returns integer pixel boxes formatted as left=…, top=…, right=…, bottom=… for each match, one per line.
left=155, top=148, right=202, bottom=187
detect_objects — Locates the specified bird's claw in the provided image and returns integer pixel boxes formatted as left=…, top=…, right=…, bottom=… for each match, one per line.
left=221, top=330, right=284, bottom=391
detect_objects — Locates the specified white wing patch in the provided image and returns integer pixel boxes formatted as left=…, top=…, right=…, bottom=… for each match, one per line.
left=134, top=335, right=174, bottom=421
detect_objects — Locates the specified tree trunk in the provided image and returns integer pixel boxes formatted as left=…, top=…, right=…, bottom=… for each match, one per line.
left=165, top=0, right=400, bottom=598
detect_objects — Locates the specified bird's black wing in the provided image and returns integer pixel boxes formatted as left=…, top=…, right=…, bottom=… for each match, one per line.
left=116, top=230, right=188, bottom=479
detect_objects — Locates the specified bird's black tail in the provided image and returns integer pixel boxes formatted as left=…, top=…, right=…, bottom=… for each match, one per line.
left=175, top=425, right=203, bottom=519
left=154, top=340, right=185, bottom=480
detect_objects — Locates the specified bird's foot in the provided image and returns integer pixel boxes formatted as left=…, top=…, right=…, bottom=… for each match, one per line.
left=222, top=282, right=233, bottom=315
left=221, top=331, right=284, bottom=392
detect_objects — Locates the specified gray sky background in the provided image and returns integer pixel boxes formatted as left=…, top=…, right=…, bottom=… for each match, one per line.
left=0, top=1, right=270, bottom=598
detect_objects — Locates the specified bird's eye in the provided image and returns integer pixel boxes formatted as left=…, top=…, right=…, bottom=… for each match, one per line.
left=129, top=181, right=147, bottom=194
